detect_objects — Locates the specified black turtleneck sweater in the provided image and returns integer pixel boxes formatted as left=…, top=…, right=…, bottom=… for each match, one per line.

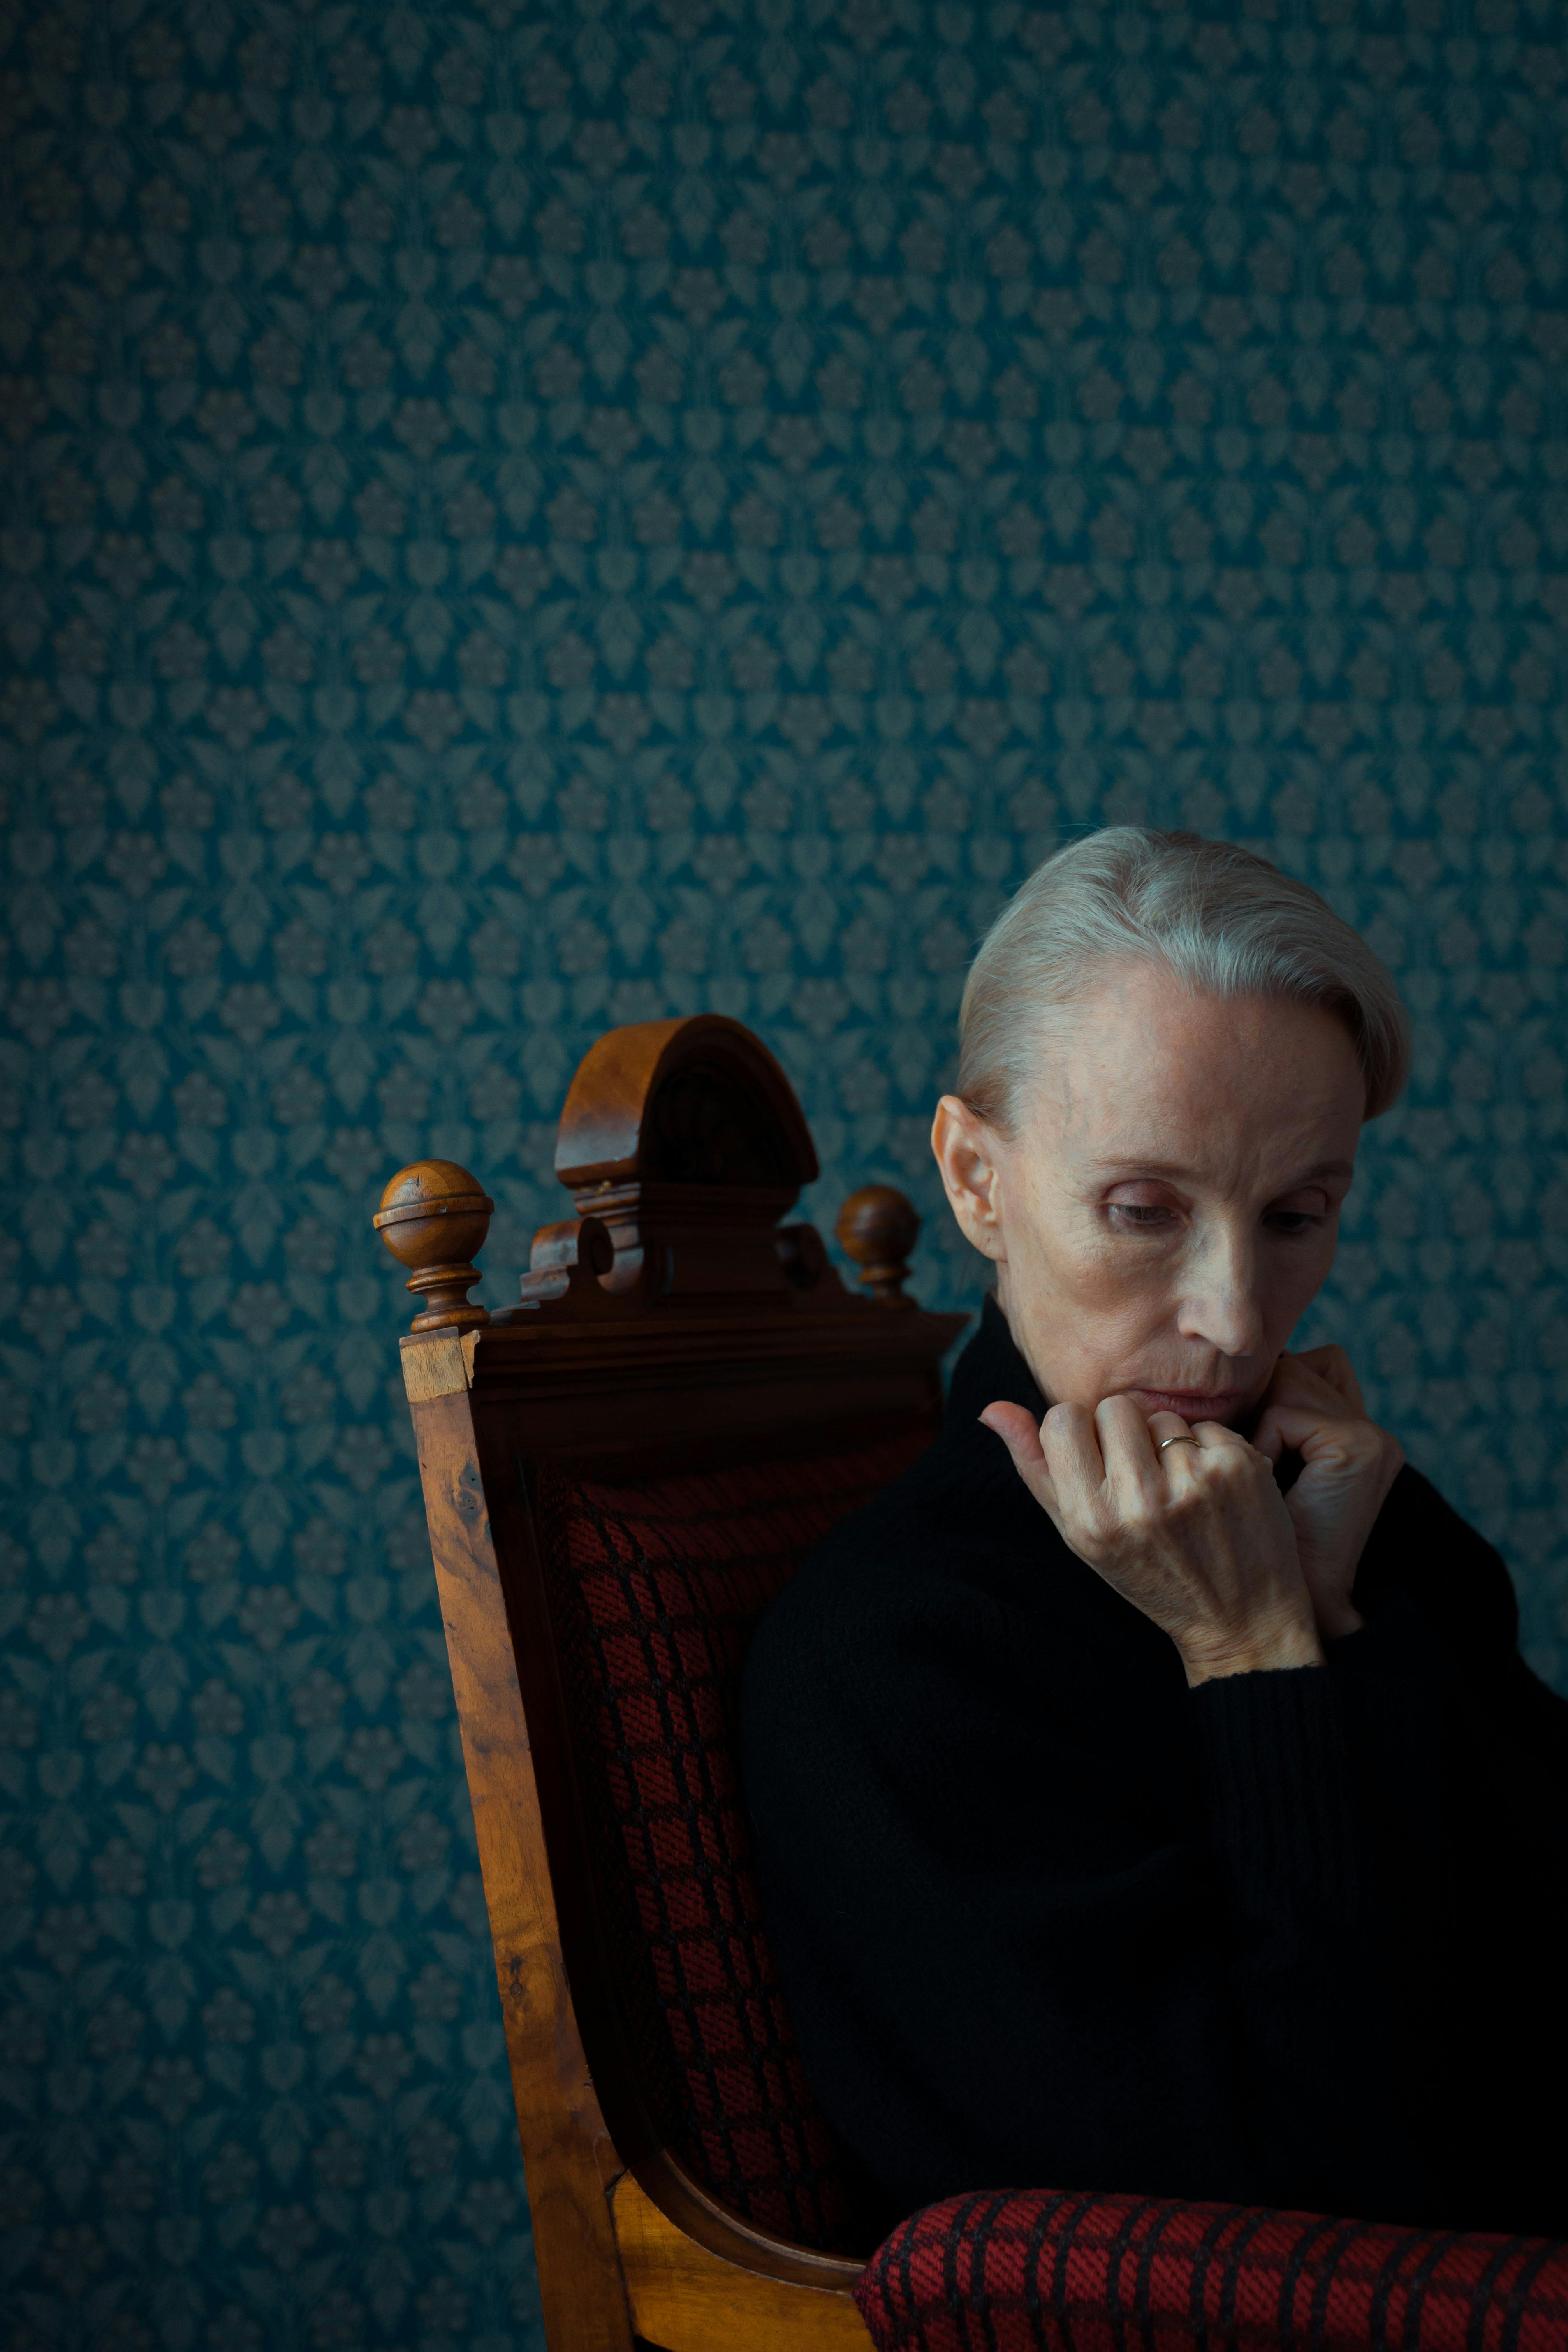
left=739, top=1297, right=1568, bottom=2234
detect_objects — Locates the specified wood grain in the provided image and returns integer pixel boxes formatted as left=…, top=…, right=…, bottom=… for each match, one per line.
left=404, top=1384, right=635, bottom=2352
left=611, top=2172, right=872, bottom=2352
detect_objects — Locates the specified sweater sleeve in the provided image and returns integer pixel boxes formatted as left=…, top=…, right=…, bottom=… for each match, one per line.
left=1187, top=1469, right=1568, bottom=2232
left=1187, top=1664, right=1425, bottom=2221
left=743, top=1562, right=1418, bottom=2221
left=1350, top=1462, right=1568, bottom=1767
left=1304, top=1474, right=1568, bottom=2231
left=1334, top=1467, right=1568, bottom=1933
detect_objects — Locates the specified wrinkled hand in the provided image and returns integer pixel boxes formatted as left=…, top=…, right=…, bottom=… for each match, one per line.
left=980, top=1393, right=1322, bottom=1686
left=1250, top=1346, right=1403, bottom=1642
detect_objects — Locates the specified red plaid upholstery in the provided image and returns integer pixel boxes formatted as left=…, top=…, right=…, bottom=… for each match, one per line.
left=533, top=1421, right=932, bottom=2252
left=855, top=2189, right=1568, bottom=2352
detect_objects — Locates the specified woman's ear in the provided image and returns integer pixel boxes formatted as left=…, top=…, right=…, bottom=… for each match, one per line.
left=931, top=1096, right=1008, bottom=1263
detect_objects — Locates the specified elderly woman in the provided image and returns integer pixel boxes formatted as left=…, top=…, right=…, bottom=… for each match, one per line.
left=741, top=827, right=1568, bottom=2238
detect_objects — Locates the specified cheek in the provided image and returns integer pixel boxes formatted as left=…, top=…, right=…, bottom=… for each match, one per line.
left=1017, top=1208, right=1174, bottom=1326
left=1008, top=1219, right=1179, bottom=1406
left=1263, top=1232, right=1340, bottom=1333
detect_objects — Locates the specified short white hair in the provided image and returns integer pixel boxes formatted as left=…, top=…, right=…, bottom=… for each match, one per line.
left=958, top=827, right=1411, bottom=1131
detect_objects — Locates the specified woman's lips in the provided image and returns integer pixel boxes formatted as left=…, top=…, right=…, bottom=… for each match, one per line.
left=1131, top=1387, right=1245, bottom=1420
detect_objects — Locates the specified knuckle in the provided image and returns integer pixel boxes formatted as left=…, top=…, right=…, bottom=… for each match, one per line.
left=1071, top=1517, right=1112, bottom=1563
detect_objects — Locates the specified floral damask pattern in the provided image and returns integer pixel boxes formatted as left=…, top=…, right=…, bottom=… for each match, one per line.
left=2, top=0, right=1567, bottom=2343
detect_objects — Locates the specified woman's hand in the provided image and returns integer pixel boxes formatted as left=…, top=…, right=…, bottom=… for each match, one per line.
left=1249, top=1347, right=1403, bottom=1643
left=980, top=1394, right=1322, bottom=1686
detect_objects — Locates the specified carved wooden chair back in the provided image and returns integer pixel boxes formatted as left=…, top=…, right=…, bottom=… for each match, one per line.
left=373, top=1015, right=965, bottom=2352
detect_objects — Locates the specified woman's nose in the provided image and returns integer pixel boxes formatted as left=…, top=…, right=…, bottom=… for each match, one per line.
left=1175, top=1230, right=1267, bottom=1362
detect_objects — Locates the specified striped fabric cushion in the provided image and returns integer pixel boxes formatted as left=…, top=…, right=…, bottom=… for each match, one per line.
left=855, top=2189, right=1568, bottom=2352
left=533, top=1420, right=933, bottom=2253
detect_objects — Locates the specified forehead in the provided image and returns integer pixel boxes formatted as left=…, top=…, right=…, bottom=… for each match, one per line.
left=1027, top=964, right=1364, bottom=1173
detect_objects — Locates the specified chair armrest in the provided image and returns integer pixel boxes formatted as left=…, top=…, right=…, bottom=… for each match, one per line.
left=856, top=2186, right=1568, bottom=2352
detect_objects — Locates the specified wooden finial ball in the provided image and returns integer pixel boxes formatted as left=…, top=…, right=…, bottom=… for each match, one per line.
left=835, top=1184, right=921, bottom=1308
left=373, top=1159, right=494, bottom=1333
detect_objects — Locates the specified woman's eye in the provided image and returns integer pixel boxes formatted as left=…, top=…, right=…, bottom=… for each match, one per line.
left=1265, top=1210, right=1324, bottom=1236
left=1107, top=1203, right=1177, bottom=1232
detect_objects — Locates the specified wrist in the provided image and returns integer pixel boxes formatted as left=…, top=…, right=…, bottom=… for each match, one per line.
left=1180, top=1613, right=1326, bottom=1687
left=1300, top=1555, right=1368, bottom=1643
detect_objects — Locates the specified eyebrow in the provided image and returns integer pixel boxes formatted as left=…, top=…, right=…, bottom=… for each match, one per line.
left=1089, top=1158, right=1355, bottom=1186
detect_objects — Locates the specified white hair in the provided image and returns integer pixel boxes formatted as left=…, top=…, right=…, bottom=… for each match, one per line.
left=958, top=827, right=1411, bottom=1132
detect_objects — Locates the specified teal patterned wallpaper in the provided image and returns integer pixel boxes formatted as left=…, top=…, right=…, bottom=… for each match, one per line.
left=4, top=0, right=1568, bottom=2343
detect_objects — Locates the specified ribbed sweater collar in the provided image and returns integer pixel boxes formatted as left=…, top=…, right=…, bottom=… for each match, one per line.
left=944, top=1293, right=1045, bottom=1430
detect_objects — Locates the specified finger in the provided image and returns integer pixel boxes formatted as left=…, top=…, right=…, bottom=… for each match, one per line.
left=1254, top=1399, right=1385, bottom=1468
left=1251, top=1406, right=1287, bottom=1464
left=1039, top=1400, right=1111, bottom=1513
left=1291, top=1344, right=1369, bottom=1416
left=978, top=1400, right=1044, bottom=1467
left=1154, top=1415, right=1263, bottom=1481
left=1144, top=1408, right=1201, bottom=1479
left=1254, top=1363, right=1348, bottom=1458
left=1266, top=1349, right=1366, bottom=1418
left=1187, top=1417, right=1260, bottom=1455
left=1095, top=1392, right=1167, bottom=1502
left=978, top=1402, right=1061, bottom=1516
left=1253, top=1398, right=1318, bottom=1463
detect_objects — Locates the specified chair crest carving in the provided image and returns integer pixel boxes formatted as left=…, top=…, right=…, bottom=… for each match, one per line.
left=376, top=1013, right=927, bottom=1327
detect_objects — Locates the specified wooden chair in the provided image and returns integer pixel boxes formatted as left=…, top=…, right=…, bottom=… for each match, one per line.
left=373, top=1014, right=966, bottom=2352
